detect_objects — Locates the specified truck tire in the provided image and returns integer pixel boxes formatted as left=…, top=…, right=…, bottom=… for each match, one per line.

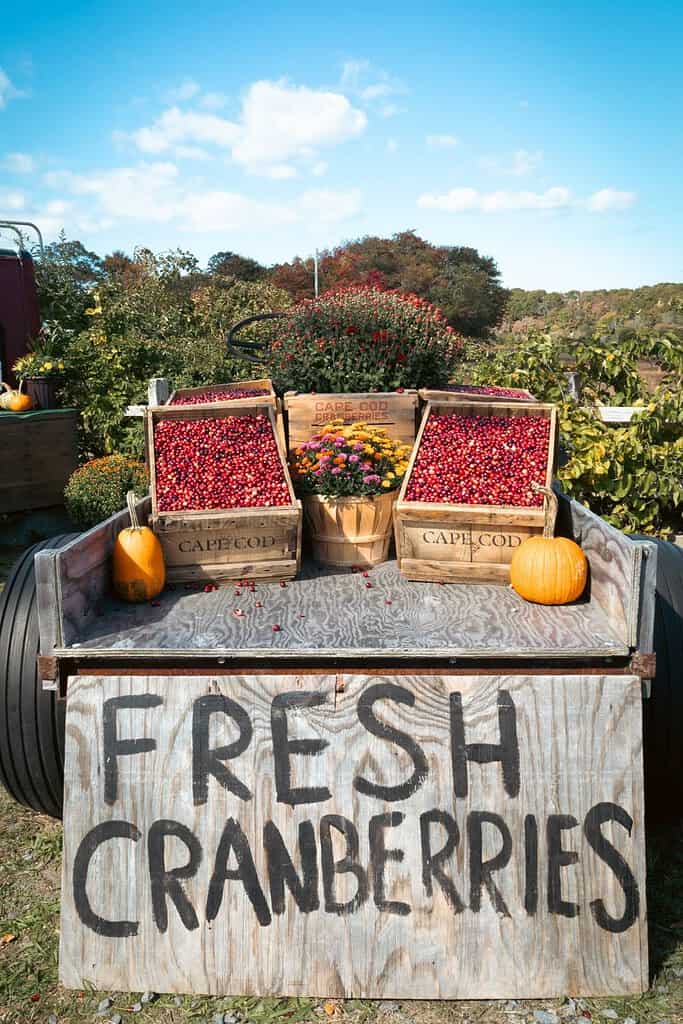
left=0, top=535, right=77, bottom=818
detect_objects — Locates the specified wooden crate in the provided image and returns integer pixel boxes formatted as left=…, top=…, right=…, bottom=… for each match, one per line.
left=0, top=408, right=78, bottom=513
left=145, top=403, right=301, bottom=582
left=165, top=377, right=276, bottom=407
left=419, top=384, right=537, bottom=404
left=394, top=400, right=558, bottom=584
left=163, top=378, right=285, bottom=449
left=284, top=390, right=418, bottom=452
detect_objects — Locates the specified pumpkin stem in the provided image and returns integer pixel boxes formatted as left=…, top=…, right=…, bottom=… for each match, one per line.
left=126, top=491, right=141, bottom=530
left=531, top=482, right=558, bottom=538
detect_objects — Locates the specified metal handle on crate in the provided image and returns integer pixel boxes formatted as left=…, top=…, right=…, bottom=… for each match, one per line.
left=226, top=311, right=291, bottom=365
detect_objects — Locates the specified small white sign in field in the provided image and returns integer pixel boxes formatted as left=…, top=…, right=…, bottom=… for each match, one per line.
left=59, top=672, right=646, bottom=997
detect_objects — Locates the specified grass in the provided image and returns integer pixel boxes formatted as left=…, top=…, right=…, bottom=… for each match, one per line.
left=0, top=549, right=681, bottom=1024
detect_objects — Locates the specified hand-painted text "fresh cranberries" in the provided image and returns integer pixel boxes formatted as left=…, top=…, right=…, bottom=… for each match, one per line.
left=154, top=414, right=290, bottom=512
left=405, top=413, right=550, bottom=508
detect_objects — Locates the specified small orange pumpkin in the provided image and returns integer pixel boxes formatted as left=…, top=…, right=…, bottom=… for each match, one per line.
left=112, top=491, right=166, bottom=602
left=5, top=380, right=33, bottom=412
left=510, top=485, right=588, bottom=605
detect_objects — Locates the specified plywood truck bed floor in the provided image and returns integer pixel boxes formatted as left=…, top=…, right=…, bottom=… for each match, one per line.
left=60, top=558, right=629, bottom=661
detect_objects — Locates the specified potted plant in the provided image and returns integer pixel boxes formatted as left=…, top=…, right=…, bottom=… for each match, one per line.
left=13, top=321, right=68, bottom=409
left=291, top=419, right=413, bottom=567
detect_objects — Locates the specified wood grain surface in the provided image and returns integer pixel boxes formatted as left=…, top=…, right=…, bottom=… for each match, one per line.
left=56, top=497, right=151, bottom=649
left=0, top=410, right=78, bottom=513
left=57, top=558, right=628, bottom=660
left=565, top=500, right=645, bottom=646
left=59, top=671, right=647, bottom=997
left=284, top=392, right=418, bottom=451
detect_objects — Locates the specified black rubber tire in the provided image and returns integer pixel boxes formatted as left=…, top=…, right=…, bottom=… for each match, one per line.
left=0, top=535, right=77, bottom=818
left=639, top=538, right=683, bottom=821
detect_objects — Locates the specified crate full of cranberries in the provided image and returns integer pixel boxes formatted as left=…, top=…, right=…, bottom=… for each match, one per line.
left=418, top=383, right=537, bottom=405
left=145, top=402, right=301, bottom=584
left=164, top=376, right=277, bottom=408
left=394, top=400, right=558, bottom=585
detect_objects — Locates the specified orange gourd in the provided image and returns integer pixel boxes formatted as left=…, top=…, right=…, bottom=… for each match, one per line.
left=112, top=491, right=166, bottom=602
left=4, top=380, right=33, bottom=412
left=510, top=485, right=588, bottom=605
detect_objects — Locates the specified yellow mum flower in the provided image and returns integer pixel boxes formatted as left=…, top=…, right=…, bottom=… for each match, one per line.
left=381, top=479, right=393, bottom=488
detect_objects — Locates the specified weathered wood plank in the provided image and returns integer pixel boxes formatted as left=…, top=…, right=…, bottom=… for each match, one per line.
left=59, top=672, right=647, bottom=997
left=148, top=378, right=170, bottom=406
left=35, top=548, right=63, bottom=653
left=56, top=497, right=151, bottom=649
left=284, top=391, right=418, bottom=451
left=0, top=410, right=78, bottom=513
left=56, top=558, right=628, bottom=660
left=564, top=499, right=643, bottom=647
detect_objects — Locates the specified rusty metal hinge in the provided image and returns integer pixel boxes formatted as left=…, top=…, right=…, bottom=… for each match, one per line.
left=631, top=651, right=656, bottom=679
left=37, top=655, right=59, bottom=691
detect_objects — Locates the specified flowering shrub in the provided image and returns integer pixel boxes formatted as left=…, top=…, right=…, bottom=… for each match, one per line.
left=64, top=455, right=148, bottom=530
left=291, top=419, right=413, bottom=498
left=269, top=286, right=463, bottom=393
left=14, top=321, right=69, bottom=379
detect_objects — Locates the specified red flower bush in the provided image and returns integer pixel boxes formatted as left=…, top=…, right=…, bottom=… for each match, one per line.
left=268, top=286, right=463, bottom=393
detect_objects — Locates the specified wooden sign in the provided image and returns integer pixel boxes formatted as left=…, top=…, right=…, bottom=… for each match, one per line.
left=60, top=672, right=647, bottom=998
left=284, top=391, right=418, bottom=451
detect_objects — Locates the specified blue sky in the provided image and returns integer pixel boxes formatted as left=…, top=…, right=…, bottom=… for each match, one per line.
left=1, top=1, right=681, bottom=290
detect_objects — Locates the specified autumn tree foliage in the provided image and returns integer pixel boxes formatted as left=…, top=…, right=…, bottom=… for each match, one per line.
left=269, top=232, right=509, bottom=337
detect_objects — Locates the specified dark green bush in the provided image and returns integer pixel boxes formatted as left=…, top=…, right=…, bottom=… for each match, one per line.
left=64, top=455, right=148, bottom=530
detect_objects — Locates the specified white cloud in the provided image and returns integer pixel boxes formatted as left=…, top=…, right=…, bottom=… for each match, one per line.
left=426, top=134, right=458, bottom=148
left=312, top=160, right=328, bottom=176
left=232, top=80, right=366, bottom=174
left=47, top=162, right=183, bottom=222
left=43, top=160, right=363, bottom=234
left=264, top=163, right=298, bottom=180
left=0, top=190, right=26, bottom=210
left=418, top=185, right=636, bottom=214
left=132, top=106, right=240, bottom=154
left=584, top=188, right=636, bottom=212
left=386, top=139, right=398, bottom=154
left=340, top=59, right=407, bottom=107
left=297, top=188, right=363, bottom=224
left=174, top=145, right=210, bottom=160
left=510, top=148, right=543, bottom=175
left=0, top=68, right=24, bottom=109
left=199, top=91, right=228, bottom=111
left=480, top=148, right=543, bottom=176
left=183, top=191, right=296, bottom=232
left=127, top=79, right=366, bottom=176
left=166, top=78, right=201, bottom=103
left=3, top=151, right=36, bottom=173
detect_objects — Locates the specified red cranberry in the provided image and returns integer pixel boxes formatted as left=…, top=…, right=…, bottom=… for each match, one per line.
left=154, top=413, right=291, bottom=512
left=405, top=412, right=550, bottom=508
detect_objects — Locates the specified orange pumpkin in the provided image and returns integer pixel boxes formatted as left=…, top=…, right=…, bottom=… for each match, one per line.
left=5, top=380, right=33, bottom=412
left=112, top=491, right=166, bottom=602
left=510, top=486, right=588, bottom=605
